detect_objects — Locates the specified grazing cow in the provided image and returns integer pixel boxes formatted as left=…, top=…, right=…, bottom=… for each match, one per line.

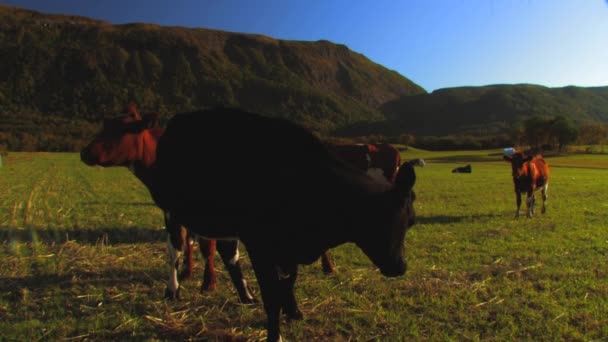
left=452, top=164, right=472, bottom=173
left=183, top=142, right=416, bottom=280
left=503, top=150, right=550, bottom=218
left=318, top=142, right=405, bottom=274
left=80, top=104, right=256, bottom=303
left=82, top=107, right=417, bottom=342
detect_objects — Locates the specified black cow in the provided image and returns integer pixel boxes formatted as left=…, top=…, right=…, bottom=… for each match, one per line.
left=452, top=164, right=472, bottom=173
left=84, top=107, right=417, bottom=342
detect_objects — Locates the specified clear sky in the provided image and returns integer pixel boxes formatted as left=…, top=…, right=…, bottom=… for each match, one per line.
left=4, top=0, right=608, bottom=92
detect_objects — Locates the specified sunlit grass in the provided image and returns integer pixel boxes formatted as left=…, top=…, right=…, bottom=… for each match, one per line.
left=1, top=151, right=607, bottom=341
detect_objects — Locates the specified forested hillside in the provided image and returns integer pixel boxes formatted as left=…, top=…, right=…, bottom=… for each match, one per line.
left=0, top=4, right=424, bottom=151
left=1, top=5, right=607, bottom=152
left=339, top=84, right=608, bottom=137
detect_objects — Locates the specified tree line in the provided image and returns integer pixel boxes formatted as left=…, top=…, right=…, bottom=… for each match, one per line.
left=1, top=112, right=606, bottom=154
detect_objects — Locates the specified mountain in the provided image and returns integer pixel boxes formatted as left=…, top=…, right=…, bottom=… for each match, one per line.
left=338, top=84, right=608, bottom=137
left=1, top=5, right=607, bottom=152
left=0, top=4, right=425, bottom=139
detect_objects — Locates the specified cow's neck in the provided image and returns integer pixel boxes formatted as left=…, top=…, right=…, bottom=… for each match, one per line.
left=128, top=129, right=162, bottom=189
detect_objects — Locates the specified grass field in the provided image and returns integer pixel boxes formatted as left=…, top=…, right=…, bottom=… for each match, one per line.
left=1, top=150, right=607, bottom=341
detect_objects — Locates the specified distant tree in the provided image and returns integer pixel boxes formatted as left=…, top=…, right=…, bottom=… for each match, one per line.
left=19, top=132, right=37, bottom=151
left=578, top=122, right=608, bottom=153
left=523, top=116, right=551, bottom=148
left=398, top=133, right=415, bottom=146
left=508, top=123, right=525, bottom=146
left=549, top=116, right=578, bottom=152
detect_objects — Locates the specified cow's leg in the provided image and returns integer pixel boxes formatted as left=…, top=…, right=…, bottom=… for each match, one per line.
left=278, top=263, right=303, bottom=320
left=217, top=240, right=257, bottom=304
left=179, top=234, right=195, bottom=281
left=165, top=222, right=187, bottom=300
left=247, top=247, right=282, bottom=342
left=320, top=251, right=335, bottom=274
left=526, top=191, right=535, bottom=218
left=515, top=190, right=522, bottom=218
left=541, top=183, right=548, bottom=214
left=199, top=238, right=217, bottom=291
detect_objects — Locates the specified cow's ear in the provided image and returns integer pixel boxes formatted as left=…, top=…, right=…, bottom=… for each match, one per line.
left=142, top=112, right=160, bottom=128
left=393, top=161, right=416, bottom=203
left=503, top=155, right=512, bottom=162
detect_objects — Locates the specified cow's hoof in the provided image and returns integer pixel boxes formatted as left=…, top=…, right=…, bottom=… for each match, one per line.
left=322, top=266, right=335, bottom=274
left=178, top=270, right=192, bottom=281
left=238, top=293, right=258, bottom=304
left=200, top=282, right=216, bottom=292
left=164, top=287, right=180, bottom=300
left=285, top=308, right=304, bottom=320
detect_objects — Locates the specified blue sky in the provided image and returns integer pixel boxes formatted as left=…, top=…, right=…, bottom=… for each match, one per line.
left=4, top=0, right=608, bottom=92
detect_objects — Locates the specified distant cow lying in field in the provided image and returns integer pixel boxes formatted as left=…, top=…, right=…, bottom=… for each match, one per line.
left=503, top=150, right=550, bottom=218
left=452, top=164, right=472, bottom=173
left=81, top=107, right=417, bottom=342
left=80, top=104, right=255, bottom=303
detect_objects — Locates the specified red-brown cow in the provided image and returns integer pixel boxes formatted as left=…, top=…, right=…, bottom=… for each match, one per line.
left=329, top=143, right=402, bottom=182
left=80, top=104, right=255, bottom=303
left=81, top=107, right=417, bottom=342
left=503, top=149, right=550, bottom=218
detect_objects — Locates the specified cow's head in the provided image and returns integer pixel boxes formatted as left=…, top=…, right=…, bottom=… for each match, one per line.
left=503, top=152, right=533, bottom=179
left=80, top=110, right=160, bottom=167
left=355, top=161, right=416, bottom=277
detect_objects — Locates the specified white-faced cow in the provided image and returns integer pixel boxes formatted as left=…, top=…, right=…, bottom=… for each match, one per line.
left=503, top=149, right=550, bottom=218
left=80, top=104, right=256, bottom=303
left=82, top=107, right=417, bottom=342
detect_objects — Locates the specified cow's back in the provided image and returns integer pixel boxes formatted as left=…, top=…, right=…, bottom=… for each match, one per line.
left=531, top=156, right=550, bottom=186
left=151, top=108, right=378, bottom=243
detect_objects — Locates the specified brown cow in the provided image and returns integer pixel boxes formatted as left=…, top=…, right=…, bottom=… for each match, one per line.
left=81, top=107, right=417, bottom=341
left=503, top=149, right=550, bottom=218
left=80, top=104, right=255, bottom=303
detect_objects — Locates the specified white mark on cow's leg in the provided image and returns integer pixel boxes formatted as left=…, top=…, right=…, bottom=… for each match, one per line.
left=228, top=247, right=240, bottom=266
left=526, top=195, right=535, bottom=218
left=541, top=183, right=548, bottom=213
left=167, top=234, right=182, bottom=295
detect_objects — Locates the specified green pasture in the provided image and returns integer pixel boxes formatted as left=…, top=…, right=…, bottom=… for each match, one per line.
left=1, top=151, right=607, bottom=341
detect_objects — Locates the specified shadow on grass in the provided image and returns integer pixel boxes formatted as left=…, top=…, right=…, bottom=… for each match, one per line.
left=0, top=268, right=165, bottom=294
left=0, top=269, right=257, bottom=342
left=416, top=213, right=507, bottom=225
left=80, top=201, right=157, bottom=207
left=0, top=226, right=166, bottom=245
left=427, top=155, right=502, bottom=163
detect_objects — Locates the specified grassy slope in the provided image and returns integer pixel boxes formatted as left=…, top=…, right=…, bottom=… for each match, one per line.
left=0, top=152, right=607, bottom=341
